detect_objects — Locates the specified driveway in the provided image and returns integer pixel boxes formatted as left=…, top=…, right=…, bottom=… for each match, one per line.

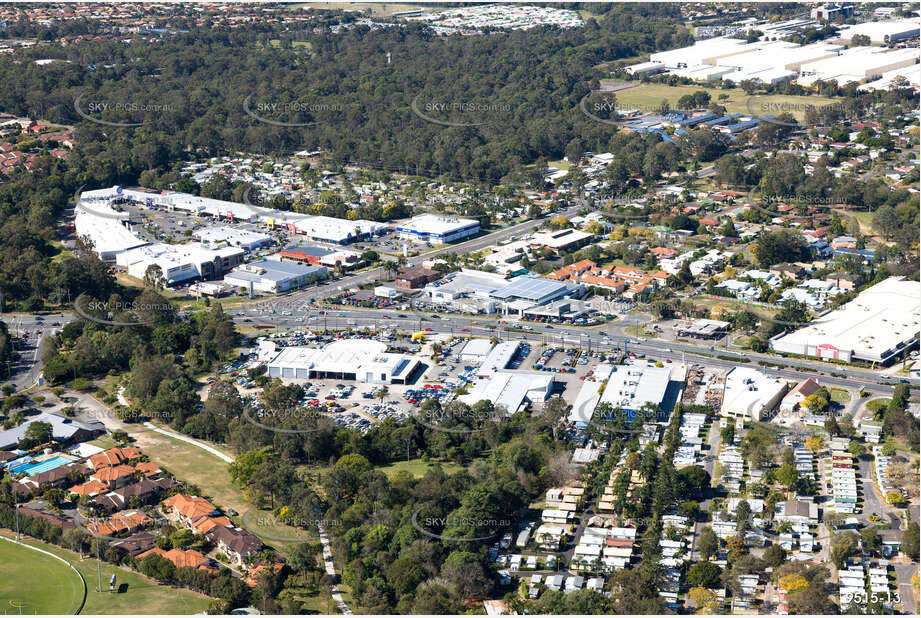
left=857, top=456, right=900, bottom=529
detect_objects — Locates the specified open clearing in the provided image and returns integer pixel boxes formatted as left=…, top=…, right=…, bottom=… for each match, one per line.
left=378, top=458, right=468, bottom=478
left=608, top=83, right=839, bottom=121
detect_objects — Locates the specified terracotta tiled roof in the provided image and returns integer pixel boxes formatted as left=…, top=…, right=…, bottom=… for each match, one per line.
left=163, top=494, right=216, bottom=520
left=91, top=465, right=135, bottom=483
left=191, top=515, right=232, bottom=535
left=138, top=547, right=213, bottom=570
left=134, top=461, right=161, bottom=477
left=70, top=479, right=109, bottom=496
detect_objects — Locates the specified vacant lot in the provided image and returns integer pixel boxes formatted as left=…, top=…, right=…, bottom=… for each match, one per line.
left=610, top=83, right=839, bottom=121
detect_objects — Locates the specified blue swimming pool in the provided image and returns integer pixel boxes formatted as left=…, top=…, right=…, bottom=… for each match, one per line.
left=9, top=456, right=72, bottom=476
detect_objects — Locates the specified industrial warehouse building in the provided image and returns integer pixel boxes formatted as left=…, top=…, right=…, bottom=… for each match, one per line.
left=116, top=242, right=245, bottom=286
left=676, top=319, right=731, bottom=339
left=224, top=260, right=327, bottom=295
left=598, top=362, right=672, bottom=418
left=425, top=269, right=583, bottom=315
left=267, top=339, right=423, bottom=384
left=459, top=341, right=556, bottom=414
left=835, top=18, right=920, bottom=44
left=770, top=276, right=920, bottom=365
left=74, top=199, right=149, bottom=261
left=277, top=245, right=361, bottom=268
left=720, top=367, right=788, bottom=421
left=192, top=226, right=274, bottom=251
left=637, top=24, right=920, bottom=90
left=396, top=214, right=480, bottom=244
left=77, top=186, right=388, bottom=246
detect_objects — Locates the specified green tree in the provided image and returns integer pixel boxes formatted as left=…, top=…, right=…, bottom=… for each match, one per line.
left=698, top=526, right=719, bottom=560
left=688, top=562, right=723, bottom=588
left=902, top=522, right=919, bottom=561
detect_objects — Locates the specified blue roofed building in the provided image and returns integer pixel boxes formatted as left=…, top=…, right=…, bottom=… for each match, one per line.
left=833, top=247, right=876, bottom=263
left=223, top=259, right=328, bottom=295
left=703, top=113, right=743, bottom=127
left=678, top=113, right=718, bottom=127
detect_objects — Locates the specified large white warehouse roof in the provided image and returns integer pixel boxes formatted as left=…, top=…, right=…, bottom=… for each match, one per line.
left=771, top=277, right=921, bottom=364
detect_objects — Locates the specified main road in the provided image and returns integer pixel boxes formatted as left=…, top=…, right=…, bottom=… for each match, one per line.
left=0, top=312, right=68, bottom=390
left=228, top=305, right=908, bottom=396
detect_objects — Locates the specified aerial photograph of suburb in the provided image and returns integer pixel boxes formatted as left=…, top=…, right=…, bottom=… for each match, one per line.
left=0, top=1, right=917, bottom=616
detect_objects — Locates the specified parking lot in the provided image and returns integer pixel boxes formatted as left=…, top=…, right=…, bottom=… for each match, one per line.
left=211, top=332, right=627, bottom=432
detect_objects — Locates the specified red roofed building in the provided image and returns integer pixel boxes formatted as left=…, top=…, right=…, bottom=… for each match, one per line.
left=134, top=461, right=161, bottom=478
left=90, top=464, right=136, bottom=489
left=137, top=548, right=215, bottom=571
left=69, top=479, right=110, bottom=497
left=651, top=247, right=677, bottom=258
left=89, top=447, right=142, bottom=470
left=162, top=494, right=218, bottom=528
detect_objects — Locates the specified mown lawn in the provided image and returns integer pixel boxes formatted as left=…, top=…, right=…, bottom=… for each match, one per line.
left=377, top=458, right=468, bottom=478
left=0, top=536, right=83, bottom=615
left=611, top=82, right=839, bottom=121
left=0, top=532, right=212, bottom=614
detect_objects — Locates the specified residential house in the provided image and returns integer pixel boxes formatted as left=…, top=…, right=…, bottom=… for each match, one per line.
left=88, top=447, right=142, bottom=470
left=769, top=263, right=806, bottom=280
left=824, top=272, right=862, bottom=291
left=90, top=464, right=137, bottom=489
left=775, top=500, right=818, bottom=525
left=86, top=510, right=151, bottom=537
left=137, top=547, right=215, bottom=571
left=779, top=378, right=822, bottom=413
left=207, top=525, right=264, bottom=567
left=110, top=531, right=156, bottom=558
left=22, top=463, right=88, bottom=490
left=69, top=479, right=110, bottom=497
left=716, top=279, right=761, bottom=301
left=162, top=494, right=219, bottom=528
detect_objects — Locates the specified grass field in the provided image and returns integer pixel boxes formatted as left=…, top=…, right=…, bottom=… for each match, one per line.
left=377, top=458, right=467, bottom=478
left=0, top=533, right=211, bottom=614
left=0, top=537, right=84, bottom=614
left=609, top=83, right=839, bottom=121
left=830, top=387, right=851, bottom=403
